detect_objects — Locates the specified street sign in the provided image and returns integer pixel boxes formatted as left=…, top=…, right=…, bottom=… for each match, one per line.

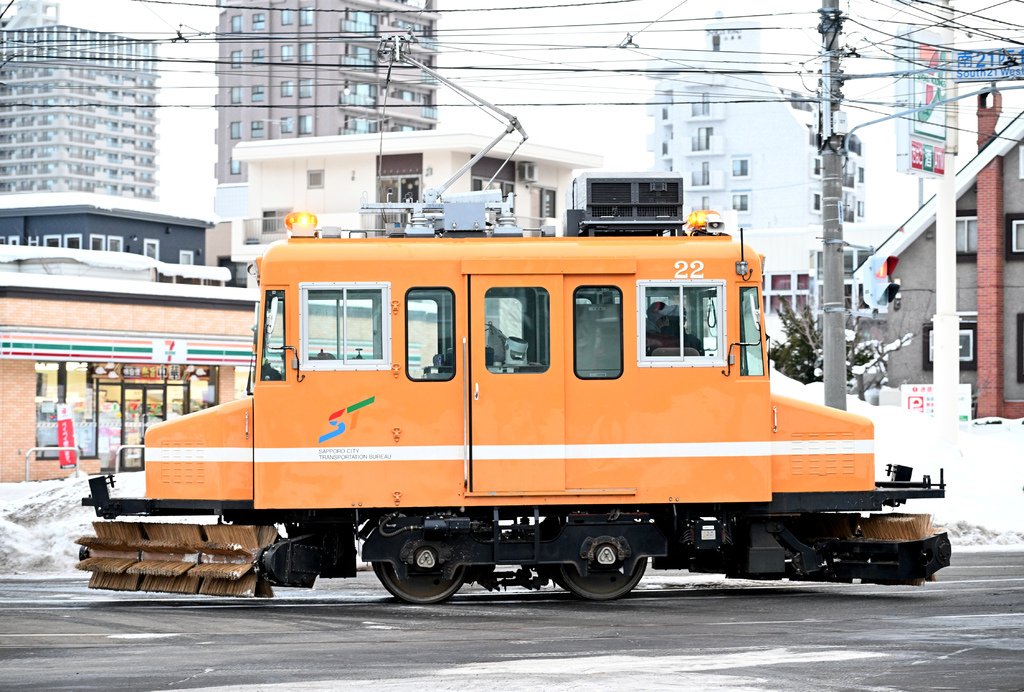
left=955, top=49, right=1024, bottom=82
left=895, top=30, right=948, bottom=178
left=900, top=383, right=972, bottom=421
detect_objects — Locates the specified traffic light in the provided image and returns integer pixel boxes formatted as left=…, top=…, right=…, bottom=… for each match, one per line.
left=856, top=254, right=900, bottom=312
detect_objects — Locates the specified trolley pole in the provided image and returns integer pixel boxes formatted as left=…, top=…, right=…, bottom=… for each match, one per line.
left=819, top=0, right=847, bottom=410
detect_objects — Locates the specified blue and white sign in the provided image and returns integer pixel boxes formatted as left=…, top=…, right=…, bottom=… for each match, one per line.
left=955, top=49, right=1024, bottom=81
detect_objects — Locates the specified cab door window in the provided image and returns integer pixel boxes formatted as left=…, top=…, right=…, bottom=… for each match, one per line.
left=300, top=283, right=391, bottom=370
left=574, top=286, right=623, bottom=379
left=739, top=286, right=765, bottom=376
left=260, top=289, right=285, bottom=381
left=638, top=281, right=724, bottom=366
left=407, top=288, right=455, bottom=381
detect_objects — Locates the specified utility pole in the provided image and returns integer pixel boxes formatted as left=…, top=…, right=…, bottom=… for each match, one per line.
left=932, top=0, right=960, bottom=444
left=819, top=0, right=847, bottom=410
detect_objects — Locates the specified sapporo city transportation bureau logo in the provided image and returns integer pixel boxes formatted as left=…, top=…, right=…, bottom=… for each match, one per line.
left=318, top=396, right=375, bottom=444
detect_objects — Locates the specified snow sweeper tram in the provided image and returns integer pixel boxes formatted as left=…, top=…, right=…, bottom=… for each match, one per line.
left=76, top=173, right=950, bottom=603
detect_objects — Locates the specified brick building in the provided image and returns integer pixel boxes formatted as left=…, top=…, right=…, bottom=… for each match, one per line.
left=0, top=252, right=256, bottom=482
left=880, top=92, right=1024, bottom=418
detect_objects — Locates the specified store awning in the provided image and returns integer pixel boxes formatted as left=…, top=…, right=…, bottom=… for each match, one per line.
left=0, top=328, right=254, bottom=366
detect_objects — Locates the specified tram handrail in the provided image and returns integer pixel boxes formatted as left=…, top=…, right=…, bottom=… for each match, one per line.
left=24, top=446, right=81, bottom=482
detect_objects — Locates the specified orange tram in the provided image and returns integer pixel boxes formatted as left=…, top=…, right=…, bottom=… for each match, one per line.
left=78, top=192, right=950, bottom=603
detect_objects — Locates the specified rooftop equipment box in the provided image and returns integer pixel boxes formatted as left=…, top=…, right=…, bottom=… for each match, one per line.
left=565, top=172, right=685, bottom=236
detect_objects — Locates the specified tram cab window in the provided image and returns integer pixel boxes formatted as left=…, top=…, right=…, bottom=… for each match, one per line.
left=739, top=286, right=765, bottom=376
left=638, top=281, right=724, bottom=366
left=574, top=286, right=623, bottom=379
left=300, top=283, right=391, bottom=370
left=260, top=289, right=286, bottom=381
left=407, top=288, right=456, bottom=381
left=484, top=287, right=550, bottom=374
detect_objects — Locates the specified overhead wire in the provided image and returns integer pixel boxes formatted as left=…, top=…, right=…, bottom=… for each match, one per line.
left=6, top=1, right=1022, bottom=133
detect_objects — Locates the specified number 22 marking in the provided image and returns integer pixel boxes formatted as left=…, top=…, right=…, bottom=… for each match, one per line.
left=674, top=260, right=705, bottom=279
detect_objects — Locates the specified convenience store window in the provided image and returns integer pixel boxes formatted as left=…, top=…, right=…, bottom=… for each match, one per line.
left=34, top=362, right=96, bottom=459
left=34, top=361, right=220, bottom=468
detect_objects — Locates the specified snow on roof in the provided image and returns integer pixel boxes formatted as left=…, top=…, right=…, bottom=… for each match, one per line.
left=0, top=266, right=257, bottom=303
left=0, top=192, right=214, bottom=227
left=0, top=245, right=232, bottom=282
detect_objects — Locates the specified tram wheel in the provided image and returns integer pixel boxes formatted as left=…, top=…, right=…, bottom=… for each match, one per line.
left=557, top=557, right=648, bottom=601
left=371, top=561, right=466, bottom=604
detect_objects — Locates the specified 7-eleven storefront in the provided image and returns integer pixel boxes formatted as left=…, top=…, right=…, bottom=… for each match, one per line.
left=0, top=283, right=257, bottom=482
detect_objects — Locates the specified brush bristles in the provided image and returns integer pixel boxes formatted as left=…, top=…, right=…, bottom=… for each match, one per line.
left=860, top=513, right=936, bottom=587
left=89, top=571, right=141, bottom=591
left=77, top=522, right=280, bottom=598
left=140, top=574, right=201, bottom=594
left=76, top=557, right=138, bottom=574
left=83, top=522, right=145, bottom=551
left=191, top=562, right=252, bottom=580
left=199, top=573, right=258, bottom=597
left=75, top=536, right=134, bottom=551
left=141, top=524, right=206, bottom=552
left=127, top=560, right=196, bottom=577
left=860, top=513, right=934, bottom=541
left=203, top=524, right=278, bottom=555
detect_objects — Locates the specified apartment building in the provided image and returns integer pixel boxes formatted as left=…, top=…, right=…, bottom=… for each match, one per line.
left=0, top=0, right=159, bottom=198
left=647, top=16, right=867, bottom=229
left=215, top=0, right=440, bottom=185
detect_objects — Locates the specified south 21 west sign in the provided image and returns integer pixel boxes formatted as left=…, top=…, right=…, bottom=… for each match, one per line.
left=955, top=48, right=1024, bottom=81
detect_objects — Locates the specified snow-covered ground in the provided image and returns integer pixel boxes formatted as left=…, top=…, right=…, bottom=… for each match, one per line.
left=1, top=373, right=1021, bottom=577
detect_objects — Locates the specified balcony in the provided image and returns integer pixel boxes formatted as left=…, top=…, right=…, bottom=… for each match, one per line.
left=688, top=102, right=724, bottom=120
left=689, top=170, right=725, bottom=190
left=343, top=54, right=375, bottom=69
left=243, top=216, right=288, bottom=245
left=420, top=105, right=438, bottom=120
left=341, top=93, right=375, bottom=108
left=683, top=134, right=724, bottom=156
left=343, top=20, right=376, bottom=34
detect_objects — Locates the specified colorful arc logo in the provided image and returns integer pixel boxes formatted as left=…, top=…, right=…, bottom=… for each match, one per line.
left=318, top=396, right=375, bottom=444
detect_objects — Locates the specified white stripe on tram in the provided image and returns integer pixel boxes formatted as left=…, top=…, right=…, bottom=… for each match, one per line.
left=146, top=440, right=873, bottom=464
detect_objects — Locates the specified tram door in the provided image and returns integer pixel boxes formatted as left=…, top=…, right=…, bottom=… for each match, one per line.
left=122, top=385, right=165, bottom=469
left=469, top=274, right=565, bottom=493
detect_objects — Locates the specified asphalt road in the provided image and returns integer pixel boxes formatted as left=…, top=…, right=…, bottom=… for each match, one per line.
left=1, top=550, right=1022, bottom=691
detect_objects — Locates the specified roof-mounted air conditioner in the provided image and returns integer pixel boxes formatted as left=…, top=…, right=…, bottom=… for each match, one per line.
left=517, top=161, right=538, bottom=183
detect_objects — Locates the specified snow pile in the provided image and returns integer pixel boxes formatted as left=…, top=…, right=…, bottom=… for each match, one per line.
left=0, top=373, right=1020, bottom=577
left=771, top=371, right=1024, bottom=539
left=0, top=473, right=146, bottom=575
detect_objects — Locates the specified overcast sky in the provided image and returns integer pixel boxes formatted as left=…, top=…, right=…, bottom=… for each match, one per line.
left=51, top=0, right=1023, bottom=222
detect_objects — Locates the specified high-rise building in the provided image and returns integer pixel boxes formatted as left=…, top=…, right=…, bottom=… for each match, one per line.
left=215, top=1, right=440, bottom=185
left=0, top=0, right=159, bottom=198
left=647, top=16, right=867, bottom=229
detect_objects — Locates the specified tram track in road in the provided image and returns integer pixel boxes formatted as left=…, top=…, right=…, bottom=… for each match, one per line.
left=4, top=569, right=1024, bottom=610
left=0, top=553, right=1022, bottom=692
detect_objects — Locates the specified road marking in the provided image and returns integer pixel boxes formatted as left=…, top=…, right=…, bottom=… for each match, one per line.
left=437, top=648, right=887, bottom=676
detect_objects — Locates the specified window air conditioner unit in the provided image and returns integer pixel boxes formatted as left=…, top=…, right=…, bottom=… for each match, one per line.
left=517, top=161, right=538, bottom=183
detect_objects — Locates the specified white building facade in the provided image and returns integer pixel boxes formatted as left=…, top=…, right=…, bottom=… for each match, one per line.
left=216, top=130, right=602, bottom=281
left=646, top=17, right=867, bottom=229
